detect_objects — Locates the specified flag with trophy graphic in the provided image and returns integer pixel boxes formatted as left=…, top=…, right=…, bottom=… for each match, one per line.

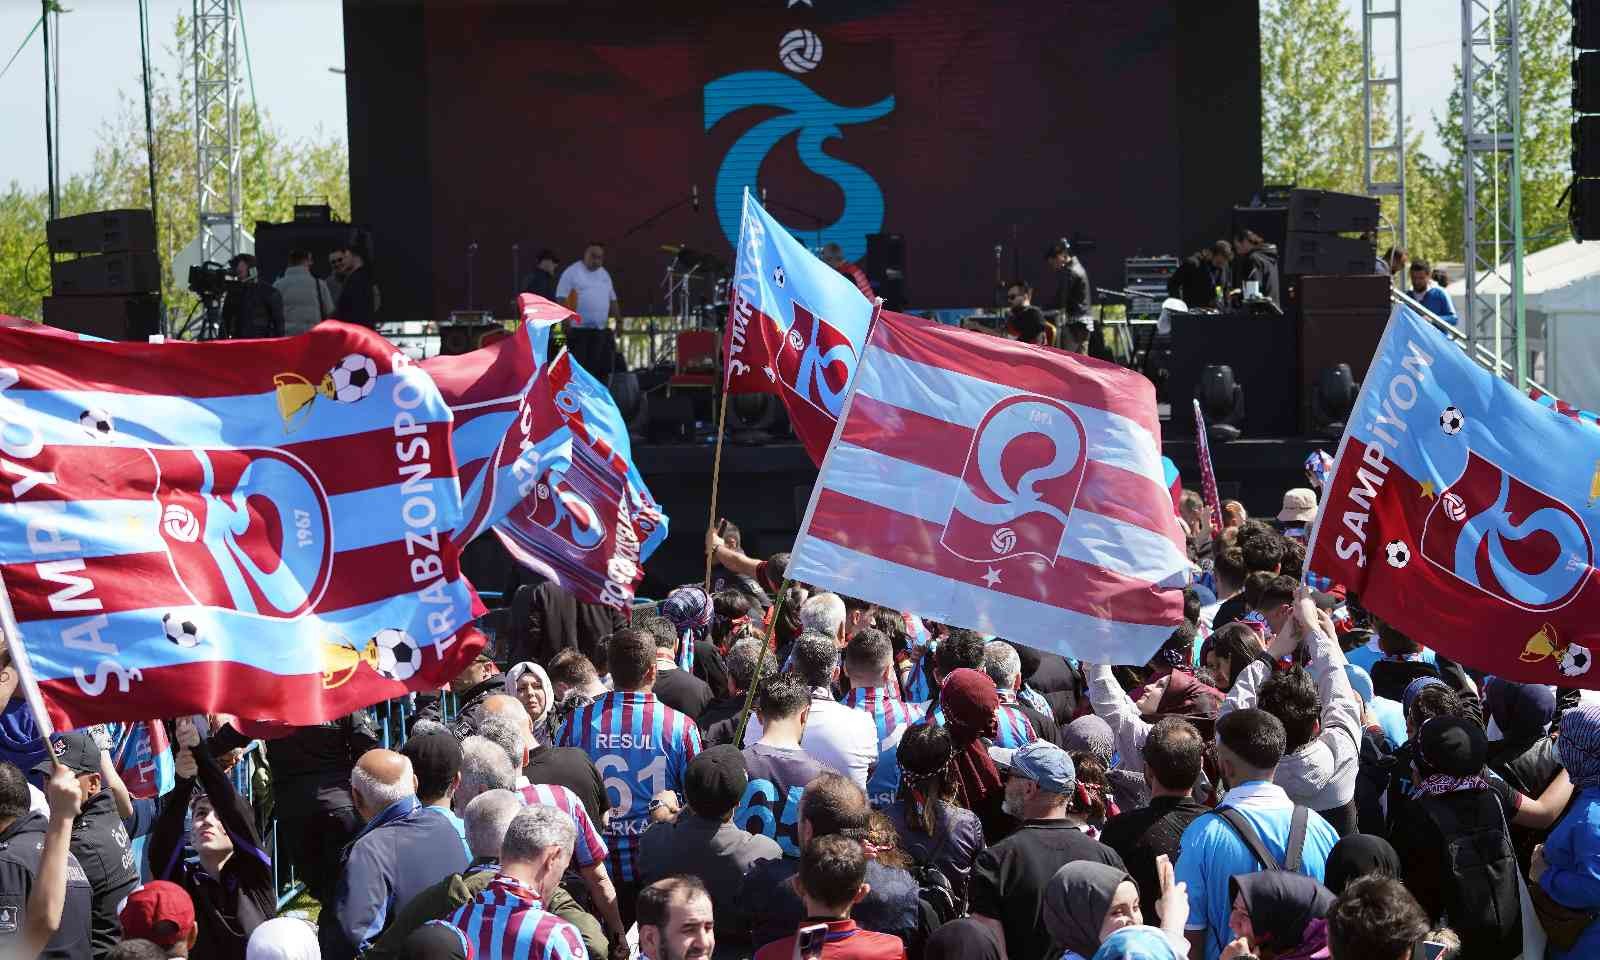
left=0, top=321, right=484, bottom=729
left=722, top=188, right=878, bottom=465
left=786, top=310, right=1189, bottom=665
left=1306, top=304, right=1600, bottom=687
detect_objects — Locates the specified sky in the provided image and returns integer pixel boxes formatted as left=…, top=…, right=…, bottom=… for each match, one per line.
left=0, top=0, right=1464, bottom=192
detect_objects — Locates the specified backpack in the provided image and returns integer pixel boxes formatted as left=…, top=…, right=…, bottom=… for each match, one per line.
left=1210, top=803, right=1311, bottom=873
left=1411, top=789, right=1521, bottom=960
left=909, top=861, right=960, bottom=926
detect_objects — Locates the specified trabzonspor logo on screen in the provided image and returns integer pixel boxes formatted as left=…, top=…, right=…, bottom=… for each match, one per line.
left=1421, top=450, right=1594, bottom=611
left=941, top=395, right=1088, bottom=565
left=704, top=71, right=894, bottom=262
left=154, top=447, right=333, bottom=619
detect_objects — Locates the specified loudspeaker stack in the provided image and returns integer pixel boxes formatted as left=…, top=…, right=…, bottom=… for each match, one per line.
left=42, top=209, right=163, bottom=341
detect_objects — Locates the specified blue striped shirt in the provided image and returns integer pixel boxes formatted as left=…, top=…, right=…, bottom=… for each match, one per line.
left=842, top=686, right=926, bottom=752
left=928, top=696, right=1037, bottom=748
left=556, top=690, right=701, bottom=881
left=450, top=874, right=585, bottom=960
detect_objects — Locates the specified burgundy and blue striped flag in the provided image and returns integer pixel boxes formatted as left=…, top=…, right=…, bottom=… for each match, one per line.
left=1192, top=399, right=1225, bottom=534
left=787, top=311, right=1188, bottom=665
left=0, top=322, right=483, bottom=729
left=423, top=295, right=666, bottom=610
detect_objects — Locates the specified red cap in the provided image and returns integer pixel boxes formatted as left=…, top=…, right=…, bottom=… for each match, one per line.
left=118, top=881, right=195, bottom=947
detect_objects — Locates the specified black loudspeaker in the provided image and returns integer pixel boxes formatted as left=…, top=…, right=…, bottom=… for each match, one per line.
left=50, top=252, right=162, bottom=296
left=1578, top=0, right=1600, bottom=50
left=646, top=391, right=695, bottom=443
left=1575, top=116, right=1600, bottom=178
left=437, top=322, right=502, bottom=356
left=42, top=294, right=162, bottom=341
left=1573, top=179, right=1600, bottom=240
left=865, top=233, right=905, bottom=309
left=46, top=209, right=156, bottom=255
left=1287, top=189, right=1380, bottom=234
left=1282, top=233, right=1375, bottom=276
left=1577, top=52, right=1600, bottom=113
left=1231, top=206, right=1289, bottom=253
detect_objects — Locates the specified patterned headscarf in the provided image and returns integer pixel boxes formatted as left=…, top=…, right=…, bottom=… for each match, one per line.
left=1402, top=675, right=1448, bottom=716
left=1558, top=703, right=1600, bottom=790
left=660, top=586, right=713, bottom=672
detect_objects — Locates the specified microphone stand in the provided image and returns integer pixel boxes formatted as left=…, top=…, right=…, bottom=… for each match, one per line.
left=762, top=198, right=827, bottom=250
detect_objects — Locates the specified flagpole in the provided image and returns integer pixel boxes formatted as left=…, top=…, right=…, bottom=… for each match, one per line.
left=732, top=579, right=789, bottom=749
left=703, top=379, right=732, bottom=593
left=0, top=571, right=58, bottom=743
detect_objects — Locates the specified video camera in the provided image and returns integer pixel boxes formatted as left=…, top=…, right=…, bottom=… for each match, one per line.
left=186, top=261, right=238, bottom=302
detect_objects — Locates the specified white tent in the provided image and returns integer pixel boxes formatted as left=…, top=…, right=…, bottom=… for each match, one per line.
left=1447, top=240, right=1600, bottom=410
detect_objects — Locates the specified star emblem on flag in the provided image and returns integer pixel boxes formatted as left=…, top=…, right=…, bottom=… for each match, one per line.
left=981, top=567, right=1002, bottom=588
left=1419, top=480, right=1436, bottom=499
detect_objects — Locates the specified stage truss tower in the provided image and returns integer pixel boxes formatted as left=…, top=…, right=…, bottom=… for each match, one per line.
left=1460, top=0, right=1527, bottom=386
left=193, top=0, right=243, bottom=268
left=1363, top=0, right=1406, bottom=249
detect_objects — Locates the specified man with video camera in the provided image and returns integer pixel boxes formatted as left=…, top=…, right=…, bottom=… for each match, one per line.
left=221, top=254, right=285, bottom=339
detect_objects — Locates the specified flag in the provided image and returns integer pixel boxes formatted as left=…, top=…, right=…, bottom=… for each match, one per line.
left=1192, top=399, right=1225, bottom=533
left=108, top=720, right=172, bottom=800
left=1530, top=386, right=1600, bottom=429
left=0, top=322, right=483, bottom=729
left=786, top=311, right=1188, bottom=664
left=1161, top=456, right=1182, bottom=513
left=492, top=350, right=667, bottom=610
left=1306, top=304, right=1600, bottom=687
left=424, top=295, right=667, bottom=610
left=723, top=188, right=877, bottom=465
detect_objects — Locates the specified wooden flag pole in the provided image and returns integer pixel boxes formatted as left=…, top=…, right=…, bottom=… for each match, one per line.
left=0, top=571, right=58, bottom=745
left=732, top=579, right=790, bottom=749
left=703, top=375, right=733, bottom=593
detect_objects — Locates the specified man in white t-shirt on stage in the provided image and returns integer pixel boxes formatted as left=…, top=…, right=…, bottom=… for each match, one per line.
left=555, top=241, right=621, bottom=378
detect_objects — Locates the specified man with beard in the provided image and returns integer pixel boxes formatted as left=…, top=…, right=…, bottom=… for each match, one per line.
left=637, top=876, right=716, bottom=960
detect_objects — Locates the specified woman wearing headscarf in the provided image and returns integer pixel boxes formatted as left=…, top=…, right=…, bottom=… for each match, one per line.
left=659, top=585, right=713, bottom=673
left=1531, top=703, right=1600, bottom=960
left=1321, top=833, right=1401, bottom=896
left=1044, top=862, right=1143, bottom=960
left=505, top=661, right=553, bottom=733
left=1484, top=677, right=1564, bottom=871
left=936, top=668, right=1008, bottom=837
left=888, top=722, right=986, bottom=908
left=925, top=918, right=1003, bottom=960
left=1387, top=715, right=1522, bottom=960
left=246, top=917, right=321, bottom=960
left=1221, top=872, right=1334, bottom=960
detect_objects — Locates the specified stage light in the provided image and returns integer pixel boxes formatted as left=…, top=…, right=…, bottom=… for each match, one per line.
left=730, top=392, right=787, bottom=444
left=1310, top=364, right=1358, bottom=440
left=1196, top=364, right=1246, bottom=442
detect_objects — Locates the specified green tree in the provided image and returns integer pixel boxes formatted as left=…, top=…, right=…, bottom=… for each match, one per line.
left=0, top=12, right=348, bottom=323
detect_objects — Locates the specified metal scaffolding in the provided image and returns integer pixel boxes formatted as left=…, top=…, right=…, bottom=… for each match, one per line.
left=1460, top=0, right=1527, bottom=385
left=193, top=0, right=242, bottom=268
left=1363, top=0, right=1406, bottom=248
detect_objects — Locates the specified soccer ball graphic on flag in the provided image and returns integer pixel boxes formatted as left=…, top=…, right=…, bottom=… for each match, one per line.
left=1384, top=540, right=1411, bottom=568
left=78, top=408, right=114, bottom=438
left=1560, top=643, right=1593, bottom=678
left=373, top=628, right=420, bottom=681
left=773, top=266, right=786, bottom=288
left=1439, top=406, right=1465, bottom=436
left=329, top=354, right=378, bottom=403
left=162, top=613, right=201, bottom=648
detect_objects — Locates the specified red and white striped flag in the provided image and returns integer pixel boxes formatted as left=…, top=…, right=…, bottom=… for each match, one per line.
left=788, top=312, right=1188, bottom=664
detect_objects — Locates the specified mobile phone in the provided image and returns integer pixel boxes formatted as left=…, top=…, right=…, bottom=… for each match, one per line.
left=796, top=923, right=829, bottom=960
left=1415, top=941, right=1451, bottom=960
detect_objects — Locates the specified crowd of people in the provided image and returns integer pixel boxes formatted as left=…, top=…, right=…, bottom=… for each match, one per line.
left=3, top=494, right=1599, bottom=960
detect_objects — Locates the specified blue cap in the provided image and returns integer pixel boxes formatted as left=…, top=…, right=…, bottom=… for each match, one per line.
left=989, top=740, right=1076, bottom=795
left=1344, top=663, right=1374, bottom=703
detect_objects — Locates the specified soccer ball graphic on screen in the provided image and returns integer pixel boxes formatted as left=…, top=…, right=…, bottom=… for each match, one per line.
left=1384, top=540, right=1411, bottom=569
left=78, top=408, right=114, bottom=438
left=373, top=629, right=420, bottom=682
left=1439, top=406, right=1465, bottom=436
left=329, top=354, right=378, bottom=404
left=162, top=613, right=201, bottom=648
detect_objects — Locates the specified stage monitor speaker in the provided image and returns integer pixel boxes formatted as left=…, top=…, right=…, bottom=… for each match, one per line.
left=438, top=322, right=503, bottom=356
left=50, top=251, right=162, bottom=296
left=865, top=232, right=905, bottom=309
left=1282, top=233, right=1375, bottom=276
left=41, top=293, right=162, bottom=341
left=1299, top=274, right=1390, bottom=433
left=1230, top=206, right=1288, bottom=253
left=1287, top=189, right=1380, bottom=235
left=646, top=391, right=695, bottom=443
left=46, top=209, right=156, bottom=255
left=1579, top=0, right=1600, bottom=50
left=1167, top=308, right=1298, bottom=437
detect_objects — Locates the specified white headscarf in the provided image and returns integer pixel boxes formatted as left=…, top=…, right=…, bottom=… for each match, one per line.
left=505, top=661, right=554, bottom=727
left=246, top=916, right=320, bottom=960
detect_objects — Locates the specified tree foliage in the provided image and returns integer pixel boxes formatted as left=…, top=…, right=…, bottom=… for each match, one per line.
left=0, top=13, right=348, bottom=322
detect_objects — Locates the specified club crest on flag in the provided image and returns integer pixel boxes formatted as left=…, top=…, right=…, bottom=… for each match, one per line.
left=1419, top=449, right=1594, bottom=612
left=774, top=302, right=855, bottom=418
left=154, top=447, right=334, bottom=619
left=525, top=470, right=606, bottom=552
left=940, top=394, right=1088, bottom=565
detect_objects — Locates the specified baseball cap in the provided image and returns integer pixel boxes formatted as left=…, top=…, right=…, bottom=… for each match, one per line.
left=118, top=881, right=196, bottom=947
left=34, top=731, right=101, bottom=776
left=684, top=745, right=747, bottom=819
left=989, top=740, right=1077, bottom=795
left=1277, top=488, right=1318, bottom=523
left=401, top=732, right=463, bottom=801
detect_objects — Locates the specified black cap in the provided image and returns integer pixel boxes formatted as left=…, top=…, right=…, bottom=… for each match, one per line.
left=35, top=731, right=101, bottom=775
left=684, top=745, right=747, bottom=819
left=402, top=733, right=463, bottom=801
left=1418, top=716, right=1488, bottom=777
